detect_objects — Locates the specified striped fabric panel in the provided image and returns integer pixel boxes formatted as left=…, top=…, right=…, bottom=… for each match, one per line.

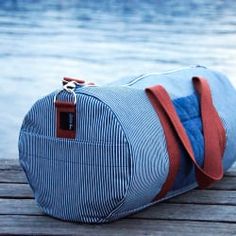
left=21, top=91, right=128, bottom=144
left=19, top=66, right=236, bottom=223
left=77, top=86, right=170, bottom=222
left=78, top=67, right=236, bottom=222
left=19, top=91, right=131, bottom=223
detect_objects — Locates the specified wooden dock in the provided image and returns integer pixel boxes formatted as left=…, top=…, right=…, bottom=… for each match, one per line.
left=1, top=159, right=236, bottom=235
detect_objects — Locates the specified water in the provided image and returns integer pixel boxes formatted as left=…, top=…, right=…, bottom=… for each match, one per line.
left=0, top=0, right=236, bottom=159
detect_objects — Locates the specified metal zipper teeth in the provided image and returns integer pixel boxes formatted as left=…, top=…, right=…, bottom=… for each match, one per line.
left=124, top=65, right=207, bottom=86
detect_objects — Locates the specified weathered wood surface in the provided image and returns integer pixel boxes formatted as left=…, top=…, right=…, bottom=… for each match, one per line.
left=1, top=159, right=236, bottom=236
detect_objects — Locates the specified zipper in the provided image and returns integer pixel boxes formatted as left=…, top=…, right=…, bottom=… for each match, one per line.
left=125, top=65, right=207, bottom=86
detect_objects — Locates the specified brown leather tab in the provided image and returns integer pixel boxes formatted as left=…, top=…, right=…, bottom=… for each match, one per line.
left=63, top=77, right=85, bottom=86
left=55, top=101, right=76, bottom=139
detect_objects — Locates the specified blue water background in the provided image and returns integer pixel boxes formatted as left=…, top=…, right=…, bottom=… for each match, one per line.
left=0, top=0, right=236, bottom=158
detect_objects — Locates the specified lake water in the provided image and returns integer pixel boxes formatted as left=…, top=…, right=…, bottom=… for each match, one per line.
left=0, top=0, right=236, bottom=159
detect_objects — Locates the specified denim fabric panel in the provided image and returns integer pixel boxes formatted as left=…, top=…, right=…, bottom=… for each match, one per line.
left=171, top=93, right=204, bottom=191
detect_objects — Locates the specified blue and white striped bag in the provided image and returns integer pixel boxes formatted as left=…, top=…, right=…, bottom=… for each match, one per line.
left=19, top=65, right=236, bottom=223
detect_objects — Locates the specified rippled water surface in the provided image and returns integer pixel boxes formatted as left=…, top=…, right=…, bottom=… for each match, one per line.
left=1, top=0, right=236, bottom=158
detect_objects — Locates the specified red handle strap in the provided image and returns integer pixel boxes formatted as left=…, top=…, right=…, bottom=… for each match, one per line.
left=146, top=77, right=226, bottom=200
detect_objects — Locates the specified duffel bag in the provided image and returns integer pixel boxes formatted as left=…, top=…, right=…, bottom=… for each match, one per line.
left=19, top=65, right=236, bottom=223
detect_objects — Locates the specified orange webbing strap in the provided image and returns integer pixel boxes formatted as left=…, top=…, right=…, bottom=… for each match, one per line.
left=146, top=77, right=226, bottom=201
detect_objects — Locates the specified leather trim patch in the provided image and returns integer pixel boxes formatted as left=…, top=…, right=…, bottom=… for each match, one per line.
left=55, top=101, right=76, bottom=139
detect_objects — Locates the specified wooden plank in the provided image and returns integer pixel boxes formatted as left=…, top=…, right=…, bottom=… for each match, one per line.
left=1, top=215, right=236, bottom=236
left=1, top=170, right=236, bottom=184
left=1, top=159, right=235, bottom=169
left=1, top=175, right=236, bottom=200
left=168, top=190, right=236, bottom=205
left=0, top=183, right=33, bottom=198
left=1, top=198, right=236, bottom=223
left=131, top=203, right=236, bottom=223
left=0, top=160, right=236, bottom=235
left=0, top=160, right=28, bottom=183
left=0, top=170, right=28, bottom=183
left=0, top=159, right=235, bottom=183
left=208, top=176, right=236, bottom=190
left=225, top=170, right=236, bottom=177
left=0, top=159, right=21, bottom=170
left=1, top=159, right=236, bottom=172
left=0, top=199, right=42, bottom=215
left=1, top=170, right=235, bottom=186
left=0, top=177, right=236, bottom=200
